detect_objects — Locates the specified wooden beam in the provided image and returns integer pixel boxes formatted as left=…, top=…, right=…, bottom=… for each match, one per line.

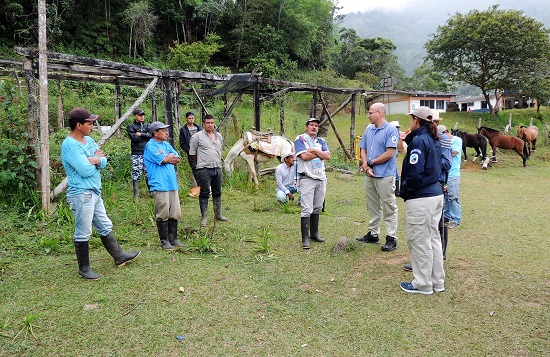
left=217, top=91, right=244, bottom=131
left=319, top=93, right=352, bottom=160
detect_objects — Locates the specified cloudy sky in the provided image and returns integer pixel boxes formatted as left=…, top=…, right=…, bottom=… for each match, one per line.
left=335, top=0, right=415, bottom=14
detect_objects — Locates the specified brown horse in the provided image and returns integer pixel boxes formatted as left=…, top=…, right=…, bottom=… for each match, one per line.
left=477, top=126, right=529, bottom=167
left=517, top=125, right=538, bottom=155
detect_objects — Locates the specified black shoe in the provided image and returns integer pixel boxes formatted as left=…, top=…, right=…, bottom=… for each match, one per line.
left=356, top=232, right=379, bottom=244
left=381, top=235, right=397, bottom=251
left=403, top=263, right=412, bottom=272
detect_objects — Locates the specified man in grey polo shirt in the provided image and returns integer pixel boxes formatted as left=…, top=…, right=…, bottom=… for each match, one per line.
left=189, top=114, right=228, bottom=227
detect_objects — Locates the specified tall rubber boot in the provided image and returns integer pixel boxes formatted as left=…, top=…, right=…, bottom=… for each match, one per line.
left=132, top=180, right=140, bottom=200
left=100, top=232, right=140, bottom=266
left=309, top=213, right=325, bottom=243
left=74, top=241, right=100, bottom=281
left=168, top=219, right=183, bottom=247
left=213, top=196, right=228, bottom=222
left=156, top=220, right=174, bottom=250
left=442, top=218, right=449, bottom=260
left=301, top=217, right=311, bottom=249
left=199, top=198, right=209, bottom=227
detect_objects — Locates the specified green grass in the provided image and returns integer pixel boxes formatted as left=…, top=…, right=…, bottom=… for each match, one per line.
left=1, top=109, right=550, bottom=355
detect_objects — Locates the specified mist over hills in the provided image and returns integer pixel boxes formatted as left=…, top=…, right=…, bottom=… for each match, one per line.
left=340, top=0, right=550, bottom=75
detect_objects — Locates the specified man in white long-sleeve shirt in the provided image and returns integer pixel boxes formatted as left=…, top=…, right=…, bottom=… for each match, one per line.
left=275, top=152, right=298, bottom=203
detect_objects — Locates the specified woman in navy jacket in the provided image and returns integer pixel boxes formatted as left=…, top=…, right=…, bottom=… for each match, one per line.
left=399, top=107, right=445, bottom=295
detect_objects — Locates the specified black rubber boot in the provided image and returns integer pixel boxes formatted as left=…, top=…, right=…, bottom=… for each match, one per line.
left=309, top=213, right=325, bottom=243
left=132, top=180, right=140, bottom=200
left=301, top=217, right=311, bottom=249
left=100, top=232, right=140, bottom=266
left=156, top=220, right=174, bottom=250
left=74, top=241, right=100, bottom=281
left=213, top=196, right=228, bottom=222
left=199, top=198, right=209, bottom=227
left=381, top=235, right=397, bottom=252
left=168, top=219, right=183, bottom=247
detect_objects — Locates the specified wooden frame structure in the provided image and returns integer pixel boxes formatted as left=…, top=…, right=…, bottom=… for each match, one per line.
left=0, top=47, right=365, bottom=208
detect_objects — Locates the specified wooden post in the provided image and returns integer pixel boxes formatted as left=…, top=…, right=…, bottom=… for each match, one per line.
left=114, top=79, right=121, bottom=137
left=163, top=77, right=175, bottom=147
left=350, top=94, right=356, bottom=158
left=311, top=90, right=317, bottom=118
left=151, top=93, right=157, bottom=122
left=254, top=82, right=261, bottom=131
left=38, top=0, right=51, bottom=213
left=175, top=79, right=182, bottom=128
left=279, top=97, right=285, bottom=136
left=56, top=79, right=63, bottom=128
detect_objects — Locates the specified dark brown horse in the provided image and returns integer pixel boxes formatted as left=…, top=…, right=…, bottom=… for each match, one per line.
left=478, top=127, right=529, bottom=167
left=451, top=129, right=487, bottom=161
left=517, top=125, right=538, bottom=156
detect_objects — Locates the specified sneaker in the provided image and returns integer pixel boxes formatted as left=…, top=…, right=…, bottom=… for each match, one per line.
left=433, top=286, right=445, bottom=293
left=356, top=232, right=379, bottom=244
left=447, top=221, right=459, bottom=229
left=403, top=263, right=412, bottom=272
left=400, top=282, right=433, bottom=295
left=381, top=236, right=397, bottom=251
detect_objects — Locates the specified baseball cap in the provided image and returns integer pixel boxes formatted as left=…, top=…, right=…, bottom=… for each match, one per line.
left=68, top=108, right=98, bottom=125
left=150, top=121, right=170, bottom=132
left=133, top=108, right=145, bottom=116
left=437, top=125, right=448, bottom=133
left=305, top=117, right=321, bottom=125
left=406, top=106, right=433, bottom=121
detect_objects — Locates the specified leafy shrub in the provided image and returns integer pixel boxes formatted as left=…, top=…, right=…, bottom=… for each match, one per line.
left=0, top=80, right=38, bottom=206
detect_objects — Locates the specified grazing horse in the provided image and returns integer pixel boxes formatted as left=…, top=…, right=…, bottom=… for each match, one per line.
left=477, top=126, right=529, bottom=167
left=224, top=132, right=294, bottom=188
left=451, top=129, right=488, bottom=161
left=517, top=125, right=538, bottom=156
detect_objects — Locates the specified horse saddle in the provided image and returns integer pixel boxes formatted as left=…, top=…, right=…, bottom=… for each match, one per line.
left=242, top=129, right=279, bottom=157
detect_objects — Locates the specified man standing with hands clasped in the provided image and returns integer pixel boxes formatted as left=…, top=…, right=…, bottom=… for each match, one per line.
left=127, top=108, right=152, bottom=200
left=357, top=102, right=400, bottom=252
left=144, top=121, right=183, bottom=250
left=62, top=108, right=140, bottom=280
left=294, top=117, right=330, bottom=249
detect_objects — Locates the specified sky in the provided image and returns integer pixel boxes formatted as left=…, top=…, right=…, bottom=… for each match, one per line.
left=335, top=0, right=416, bottom=14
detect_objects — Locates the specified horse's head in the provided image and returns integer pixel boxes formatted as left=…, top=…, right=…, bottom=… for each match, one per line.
left=451, top=128, right=460, bottom=136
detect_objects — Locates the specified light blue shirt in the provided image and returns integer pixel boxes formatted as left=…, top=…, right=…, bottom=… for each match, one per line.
left=449, top=136, right=462, bottom=178
left=62, top=136, right=107, bottom=197
left=144, top=139, right=180, bottom=192
left=359, top=122, right=399, bottom=177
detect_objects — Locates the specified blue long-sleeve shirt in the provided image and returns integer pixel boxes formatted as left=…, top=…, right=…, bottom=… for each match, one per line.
left=62, top=136, right=107, bottom=197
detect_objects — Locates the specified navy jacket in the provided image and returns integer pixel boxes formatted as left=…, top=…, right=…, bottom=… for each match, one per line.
left=400, top=126, right=443, bottom=201
left=179, top=124, right=203, bottom=154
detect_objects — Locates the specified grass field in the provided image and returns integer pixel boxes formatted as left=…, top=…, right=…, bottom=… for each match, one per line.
left=1, top=107, right=550, bottom=356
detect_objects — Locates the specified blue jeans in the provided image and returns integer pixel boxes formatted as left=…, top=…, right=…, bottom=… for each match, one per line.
left=276, top=185, right=297, bottom=203
left=443, top=176, right=461, bottom=224
left=67, top=190, right=113, bottom=242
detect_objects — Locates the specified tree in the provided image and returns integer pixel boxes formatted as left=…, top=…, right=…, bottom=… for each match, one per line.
left=123, top=1, right=158, bottom=59
left=404, top=61, right=455, bottom=92
left=426, top=5, right=550, bottom=114
left=167, top=33, right=221, bottom=71
left=331, top=28, right=404, bottom=86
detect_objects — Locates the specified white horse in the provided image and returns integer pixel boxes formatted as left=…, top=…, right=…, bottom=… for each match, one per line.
left=224, top=133, right=294, bottom=189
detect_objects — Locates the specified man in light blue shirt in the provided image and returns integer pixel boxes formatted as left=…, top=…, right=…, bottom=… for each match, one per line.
left=144, top=121, right=182, bottom=250
left=357, top=102, right=400, bottom=252
left=62, top=107, right=140, bottom=281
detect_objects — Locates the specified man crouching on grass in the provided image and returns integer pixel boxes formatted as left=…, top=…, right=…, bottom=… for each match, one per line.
left=62, top=107, right=140, bottom=281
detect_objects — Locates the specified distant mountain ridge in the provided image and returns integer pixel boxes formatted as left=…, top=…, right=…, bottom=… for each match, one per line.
left=340, top=0, right=550, bottom=75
